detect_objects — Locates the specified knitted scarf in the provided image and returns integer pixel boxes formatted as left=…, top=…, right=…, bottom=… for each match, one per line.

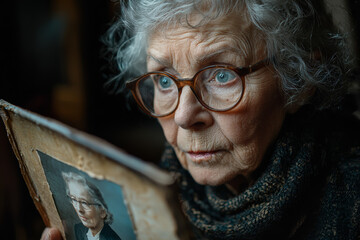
left=160, top=107, right=360, bottom=239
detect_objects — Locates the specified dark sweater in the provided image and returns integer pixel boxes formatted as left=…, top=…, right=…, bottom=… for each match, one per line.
left=74, top=223, right=122, bottom=240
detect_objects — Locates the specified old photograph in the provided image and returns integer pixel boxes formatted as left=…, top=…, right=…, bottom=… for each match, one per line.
left=37, top=151, right=136, bottom=240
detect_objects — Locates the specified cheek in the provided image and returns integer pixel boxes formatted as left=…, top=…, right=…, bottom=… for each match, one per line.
left=88, top=210, right=101, bottom=223
left=241, top=73, right=285, bottom=127
left=213, top=100, right=257, bottom=147
left=158, top=118, right=178, bottom=146
left=158, top=118, right=191, bottom=169
left=84, top=210, right=94, bottom=220
left=216, top=76, right=285, bottom=161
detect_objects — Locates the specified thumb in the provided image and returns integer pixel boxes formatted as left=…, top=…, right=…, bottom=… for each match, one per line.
left=41, top=228, right=62, bottom=240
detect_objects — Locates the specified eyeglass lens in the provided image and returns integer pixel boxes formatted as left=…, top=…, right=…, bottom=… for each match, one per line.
left=70, top=197, right=96, bottom=210
left=136, top=67, right=243, bottom=116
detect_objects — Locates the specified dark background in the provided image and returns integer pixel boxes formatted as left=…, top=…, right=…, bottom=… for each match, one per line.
left=0, top=0, right=359, bottom=239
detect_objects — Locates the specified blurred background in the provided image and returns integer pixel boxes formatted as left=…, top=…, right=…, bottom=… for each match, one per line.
left=0, top=0, right=359, bottom=239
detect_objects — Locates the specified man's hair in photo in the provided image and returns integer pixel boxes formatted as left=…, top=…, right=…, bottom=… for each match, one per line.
left=62, top=171, right=114, bottom=224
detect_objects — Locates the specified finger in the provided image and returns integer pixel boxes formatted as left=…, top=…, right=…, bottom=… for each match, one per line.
left=40, top=228, right=62, bottom=240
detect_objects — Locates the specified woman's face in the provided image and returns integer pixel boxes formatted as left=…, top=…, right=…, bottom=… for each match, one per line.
left=147, top=12, right=286, bottom=187
left=68, top=181, right=106, bottom=233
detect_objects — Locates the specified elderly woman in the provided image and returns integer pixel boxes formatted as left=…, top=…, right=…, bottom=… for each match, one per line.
left=62, top=172, right=121, bottom=240
left=42, top=0, right=360, bottom=239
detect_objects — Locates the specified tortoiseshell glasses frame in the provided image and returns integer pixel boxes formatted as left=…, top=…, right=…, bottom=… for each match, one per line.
left=126, top=58, right=269, bottom=118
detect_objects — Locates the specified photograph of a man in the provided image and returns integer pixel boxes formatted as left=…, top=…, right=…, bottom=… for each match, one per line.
left=62, top=171, right=122, bottom=240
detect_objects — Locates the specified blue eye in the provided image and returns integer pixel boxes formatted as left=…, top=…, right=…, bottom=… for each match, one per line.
left=159, top=76, right=173, bottom=88
left=215, top=70, right=235, bottom=83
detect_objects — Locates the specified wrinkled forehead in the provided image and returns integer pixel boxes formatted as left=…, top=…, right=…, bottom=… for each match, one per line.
left=146, top=10, right=266, bottom=68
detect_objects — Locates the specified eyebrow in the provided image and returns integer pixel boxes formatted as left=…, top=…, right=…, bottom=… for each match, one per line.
left=147, top=54, right=172, bottom=69
left=196, top=47, right=247, bottom=64
left=147, top=46, right=247, bottom=69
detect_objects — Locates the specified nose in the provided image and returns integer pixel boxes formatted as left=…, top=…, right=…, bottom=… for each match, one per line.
left=73, top=202, right=84, bottom=213
left=174, top=86, right=213, bottom=129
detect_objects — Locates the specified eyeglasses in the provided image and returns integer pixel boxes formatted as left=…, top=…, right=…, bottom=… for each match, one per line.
left=126, top=58, right=269, bottom=118
left=68, top=195, right=101, bottom=211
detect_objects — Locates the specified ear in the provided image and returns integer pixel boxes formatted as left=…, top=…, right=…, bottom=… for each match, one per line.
left=100, top=209, right=107, bottom=219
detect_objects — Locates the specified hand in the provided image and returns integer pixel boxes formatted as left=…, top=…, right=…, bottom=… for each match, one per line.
left=40, top=228, right=62, bottom=240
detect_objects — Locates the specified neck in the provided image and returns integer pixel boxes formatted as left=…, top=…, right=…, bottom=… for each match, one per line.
left=225, top=174, right=254, bottom=195
left=90, top=222, right=104, bottom=236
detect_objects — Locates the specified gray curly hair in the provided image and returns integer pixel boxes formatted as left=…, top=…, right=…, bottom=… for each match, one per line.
left=103, top=0, right=352, bottom=110
left=62, top=171, right=114, bottom=225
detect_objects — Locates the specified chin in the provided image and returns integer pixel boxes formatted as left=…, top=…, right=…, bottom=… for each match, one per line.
left=81, top=221, right=93, bottom=228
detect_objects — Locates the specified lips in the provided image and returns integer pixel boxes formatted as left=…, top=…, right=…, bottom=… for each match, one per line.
left=187, top=150, right=220, bottom=163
